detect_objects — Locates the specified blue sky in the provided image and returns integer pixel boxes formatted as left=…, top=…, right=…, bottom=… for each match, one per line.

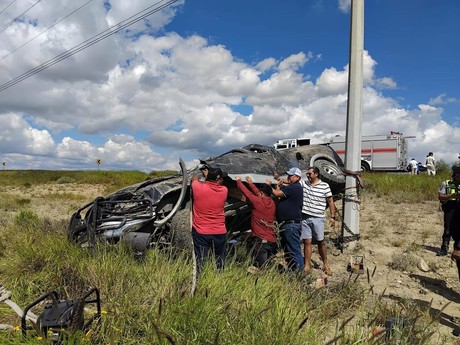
left=0, top=0, right=459, bottom=171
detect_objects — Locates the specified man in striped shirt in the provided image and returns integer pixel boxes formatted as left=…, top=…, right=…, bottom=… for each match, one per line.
left=300, top=166, right=336, bottom=275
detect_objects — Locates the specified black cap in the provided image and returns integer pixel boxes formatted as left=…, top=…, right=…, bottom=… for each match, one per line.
left=206, top=168, right=223, bottom=181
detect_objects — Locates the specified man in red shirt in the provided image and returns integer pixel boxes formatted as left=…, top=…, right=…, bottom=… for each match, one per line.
left=236, top=176, right=277, bottom=268
left=191, top=167, right=228, bottom=275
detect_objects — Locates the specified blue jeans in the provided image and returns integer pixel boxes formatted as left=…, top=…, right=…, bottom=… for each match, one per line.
left=280, top=222, right=304, bottom=271
left=192, top=228, right=227, bottom=276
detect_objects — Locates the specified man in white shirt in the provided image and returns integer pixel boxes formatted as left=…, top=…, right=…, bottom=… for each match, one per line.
left=426, top=152, right=436, bottom=176
left=409, top=158, right=418, bottom=175
left=300, top=166, right=336, bottom=275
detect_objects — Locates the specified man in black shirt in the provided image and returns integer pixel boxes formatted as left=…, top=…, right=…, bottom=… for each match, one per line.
left=268, top=167, right=304, bottom=272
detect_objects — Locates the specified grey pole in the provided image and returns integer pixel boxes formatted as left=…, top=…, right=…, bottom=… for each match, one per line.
left=342, top=0, right=364, bottom=248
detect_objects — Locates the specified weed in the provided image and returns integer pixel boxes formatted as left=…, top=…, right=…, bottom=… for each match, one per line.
left=16, top=198, right=31, bottom=207
left=57, top=176, right=76, bottom=184
left=14, top=210, right=40, bottom=229
left=407, top=241, right=421, bottom=253
left=388, top=253, right=419, bottom=273
left=420, top=229, right=435, bottom=242
left=391, top=239, right=405, bottom=248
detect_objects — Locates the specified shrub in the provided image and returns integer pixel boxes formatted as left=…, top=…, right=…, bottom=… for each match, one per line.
left=388, top=253, right=419, bottom=273
left=14, top=210, right=40, bottom=229
left=56, top=176, right=76, bottom=184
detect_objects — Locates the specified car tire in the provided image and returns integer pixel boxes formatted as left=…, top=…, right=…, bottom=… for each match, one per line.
left=288, top=145, right=345, bottom=195
left=170, top=202, right=193, bottom=252
left=312, top=157, right=345, bottom=193
left=67, top=212, right=87, bottom=244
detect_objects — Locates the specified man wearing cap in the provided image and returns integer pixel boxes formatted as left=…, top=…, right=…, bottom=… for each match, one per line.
left=235, top=176, right=277, bottom=269
left=191, top=167, right=228, bottom=275
left=300, top=166, right=335, bottom=275
left=437, top=164, right=460, bottom=256
left=267, top=167, right=304, bottom=272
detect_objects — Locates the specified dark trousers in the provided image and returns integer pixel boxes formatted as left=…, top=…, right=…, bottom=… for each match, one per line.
left=247, top=236, right=278, bottom=268
left=441, top=204, right=460, bottom=249
left=192, top=228, right=226, bottom=275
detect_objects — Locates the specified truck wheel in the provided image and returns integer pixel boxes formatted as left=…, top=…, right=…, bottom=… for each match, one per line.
left=360, top=161, right=370, bottom=172
left=312, top=158, right=345, bottom=194
left=170, top=202, right=193, bottom=253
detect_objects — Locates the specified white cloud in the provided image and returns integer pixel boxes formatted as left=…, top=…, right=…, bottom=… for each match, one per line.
left=338, top=0, right=351, bottom=13
left=1, top=0, right=460, bottom=171
left=278, top=52, right=310, bottom=71
left=256, top=58, right=277, bottom=72
left=316, top=67, right=348, bottom=97
left=0, top=113, right=55, bottom=154
left=376, top=77, right=397, bottom=89
left=429, top=93, right=458, bottom=106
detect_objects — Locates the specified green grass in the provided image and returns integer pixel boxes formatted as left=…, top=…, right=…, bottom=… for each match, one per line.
left=0, top=171, right=447, bottom=344
left=0, top=170, right=178, bottom=191
left=362, top=172, right=446, bottom=203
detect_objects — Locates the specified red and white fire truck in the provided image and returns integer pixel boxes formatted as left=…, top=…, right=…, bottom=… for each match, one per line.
left=327, top=131, right=414, bottom=171
left=274, top=132, right=414, bottom=172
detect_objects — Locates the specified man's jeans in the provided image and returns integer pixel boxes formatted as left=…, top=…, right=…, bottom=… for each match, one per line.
left=192, top=228, right=227, bottom=276
left=280, top=222, right=304, bottom=271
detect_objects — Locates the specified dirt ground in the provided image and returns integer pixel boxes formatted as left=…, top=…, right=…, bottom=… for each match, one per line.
left=2, top=183, right=460, bottom=342
left=326, top=193, right=460, bottom=342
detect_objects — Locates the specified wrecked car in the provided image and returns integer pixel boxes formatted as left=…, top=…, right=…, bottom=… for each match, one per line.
left=67, top=144, right=345, bottom=252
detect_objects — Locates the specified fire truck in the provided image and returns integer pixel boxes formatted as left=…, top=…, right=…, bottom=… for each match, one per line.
left=274, top=132, right=414, bottom=172
left=327, top=132, right=414, bottom=171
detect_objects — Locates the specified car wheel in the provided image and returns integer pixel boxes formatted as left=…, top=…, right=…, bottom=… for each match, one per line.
left=170, top=202, right=193, bottom=252
left=67, top=212, right=88, bottom=244
left=312, top=157, right=345, bottom=193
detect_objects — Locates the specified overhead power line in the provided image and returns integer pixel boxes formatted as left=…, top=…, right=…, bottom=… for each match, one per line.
left=0, top=0, right=42, bottom=34
left=0, top=0, right=95, bottom=62
left=0, top=0, right=179, bottom=93
left=0, top=0, right=16, bottom=17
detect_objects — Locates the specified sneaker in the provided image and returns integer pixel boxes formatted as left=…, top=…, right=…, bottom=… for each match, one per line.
left=437, top=248, right=448, bottom=256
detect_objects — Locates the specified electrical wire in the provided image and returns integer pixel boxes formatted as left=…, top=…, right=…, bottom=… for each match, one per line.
left=0, top=0, right=179, bottom=93
left=0, top=0, right=15, bottom=17
left=0, top=0, right=95, bottom=62
left=0, top=0, right=42, bottom=34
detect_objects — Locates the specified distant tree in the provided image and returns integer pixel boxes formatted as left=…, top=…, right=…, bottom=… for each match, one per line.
left=436, top=159, right=450, bottom=175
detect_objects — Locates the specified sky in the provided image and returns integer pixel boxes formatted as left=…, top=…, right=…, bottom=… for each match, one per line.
left=0, top=0, right=459, bottom=172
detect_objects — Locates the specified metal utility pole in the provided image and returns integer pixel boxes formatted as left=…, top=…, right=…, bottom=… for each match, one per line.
left=342, top=0, right=364, bottom=248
